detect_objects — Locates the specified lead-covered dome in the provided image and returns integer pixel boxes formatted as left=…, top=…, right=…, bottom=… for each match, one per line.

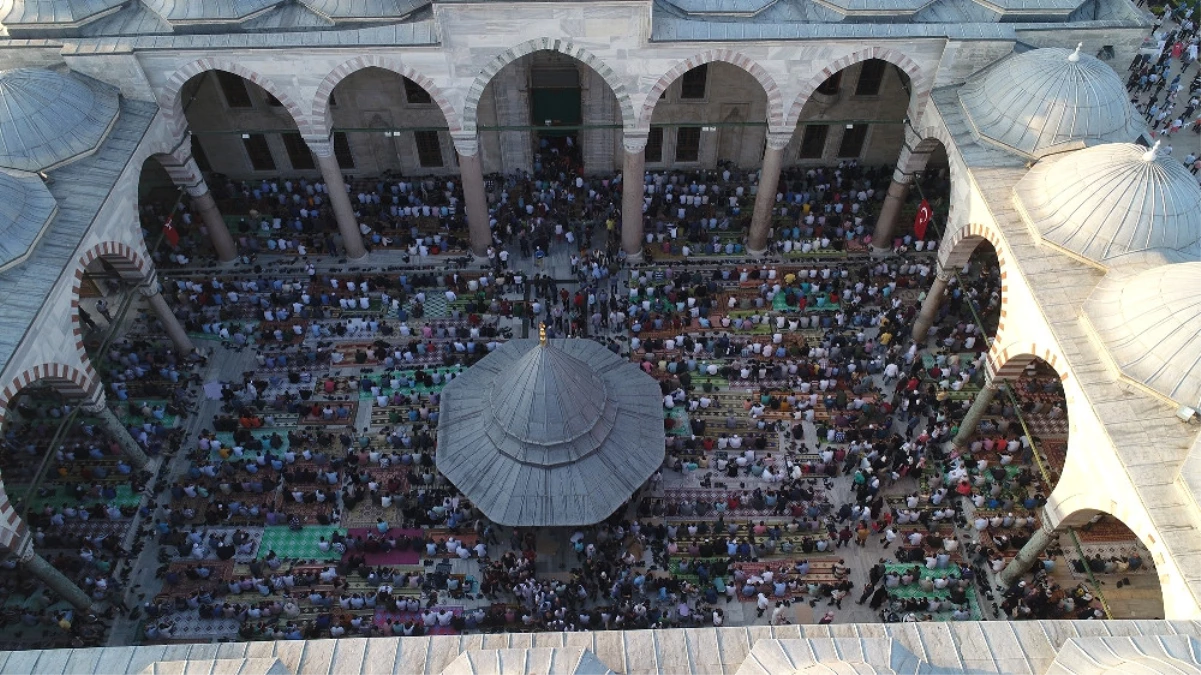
left=1084, top=263, right=1201, bottom=406
left=437, top=338, right=664, bottom=527
left=1014, top=142, right=1201, bottom=268
left=960, top=45, right=1140, bottom=158
left=0, top=167, right=57, bottom=272
left=0, top=68, right=120, bottom=173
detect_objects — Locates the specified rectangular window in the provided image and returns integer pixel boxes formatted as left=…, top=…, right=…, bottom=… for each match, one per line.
left=404, top=78, right=433, bottom=105
left=799, top=124, right=828, bottom=159
left=282, top=132, right=316, bottom=171
left=645, top=126, right=664, bottom=163
left=838, top=124, right=868, bottom=158
left=216, top=71, right=253, bottom=108
left=855, top=60, right=887, bottom=96
left=680, top=64, right=708, bottom=100
left=242, top=134, right=276, bottom=171
left=414, top=130, right=444, bottom=168
left=333, top=132, right=355, bottom=170
left=191, top=135, right=212, bottom=173
left=675, top=126, right=701, bottom=162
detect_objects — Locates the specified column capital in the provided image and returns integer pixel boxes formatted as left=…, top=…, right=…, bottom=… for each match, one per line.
left=935, top=268, right=952, bottom=283
left=765, top=131, right=793, bottom=151
left=13, top=532, right=34, bottom=564
left=451, top=132, right=480, bottom=157
left=892, top=167, right=915, bottom=185
left=139, top=272, right=162, bottom=298
left=622, top=131, right=649, bottom=154
left=80, top=395, right=106, bottom=415
left=304, top=135, right=335, bottom=158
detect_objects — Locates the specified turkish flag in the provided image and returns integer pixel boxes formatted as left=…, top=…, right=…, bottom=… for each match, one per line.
left=913, top=199, right=932, bottom=240
left=162, top=215, right=180, bottom=248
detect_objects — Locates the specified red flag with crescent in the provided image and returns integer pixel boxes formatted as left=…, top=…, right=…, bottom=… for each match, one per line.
left=914, top=199, right=932, bottom=240
left=162, top=214, right=180, bottom=248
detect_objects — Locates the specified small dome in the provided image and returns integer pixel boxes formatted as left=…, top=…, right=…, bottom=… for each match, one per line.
left=489, top=343, right=611, bottom=453
left=1084, top=263, right=1201, bottom=406
left=0, top=68, right=119, bottom=173
left=960, top=45, right=1140, bottom=158
left=1014, top=142, right=1201, bottom=267
left=142, top=0, right=281, bottom=23
left=0, top=167, right=57, bottom=272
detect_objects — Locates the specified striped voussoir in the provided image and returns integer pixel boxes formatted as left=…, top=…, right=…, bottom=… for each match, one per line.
left=163, top=58, right=308, bottom=140
left=312, top=55, right=462, bottom=135
left=639, top=48, right=785, bottom=130
left=786, top=46, right=924, bottom=130
left=462, top=38, right=636, bottom=133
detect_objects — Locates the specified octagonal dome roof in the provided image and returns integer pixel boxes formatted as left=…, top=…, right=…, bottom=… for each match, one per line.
left=1085, top=263, right=1201, bottom=406
left=3, top=0, right=126, bottom=27
left=960, top=45, right=1140, bottom=158
left=299, top=0, right=428, bottom=19
left=142, top=0, right=281, bottom=24
left=0, top=68, right=120, bottom=173
left=1014, top=141, right=1201, bottom=268
left=437, top=338, right=664, bottom=527
left=0, top=167, right=58, bottom=273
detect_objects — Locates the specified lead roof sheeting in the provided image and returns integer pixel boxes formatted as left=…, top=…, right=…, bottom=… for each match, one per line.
left=1014, top=143, right=1201, bottom=267
left=2, top=0, right=124, bottom=25
left=0, top=68, right=120, bottom=173
left=437, top=339, right=664, bottom=527
left=141, top=0, right=281, bottom=23
left=0, top=167, right=56, bottom=271
left=299, top=0, right=429, bottom=19
left=958, top=47, right=1138, bottom=159
left=1085, top=263, right=1201, bottom=408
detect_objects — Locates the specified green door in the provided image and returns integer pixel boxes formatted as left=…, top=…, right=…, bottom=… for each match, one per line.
left=531, top=88, right=581, bottom=137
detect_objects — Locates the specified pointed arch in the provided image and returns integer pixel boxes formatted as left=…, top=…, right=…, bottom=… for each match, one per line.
left=312, top=55, right=462, bottom=136
left=161, top=58, right=308, bottom=139
left=70, top=240, right=152, bottom=372
left=0, top=361, right=96, bottom=426
left=461, top=38, right=635, bottom=132
left=639, top=49, right=785, bottom=130
left=786, top=46, right=926, bottom=130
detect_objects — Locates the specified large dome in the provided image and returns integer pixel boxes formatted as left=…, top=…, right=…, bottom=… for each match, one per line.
left=1014, top=142, right=1201, bottom=268
left=960, top=45, right=1140, bottom=158
left=0, top=68, right=120, bottom=173
left=1084, top=263, right=1201, bottom=406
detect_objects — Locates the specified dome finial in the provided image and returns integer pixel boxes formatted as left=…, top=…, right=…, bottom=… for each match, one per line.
left=1068, top=43, right=1083, bottom=62
left=1143, top=139, right=1162, bottom=162
left=539, top=322, right=547, bottom=346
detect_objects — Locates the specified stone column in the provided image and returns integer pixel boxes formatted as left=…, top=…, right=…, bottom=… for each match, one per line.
left=747, top=132, right=793, bottom=255
left=952, top=379, right=1001, bottom=448
left=307, top=137, right=367, bottom=260
left=912, top=269, right=950, bottom=343
left=16, top=535, right=96, bottom=612
left=621, top=132, right=648, bottom=261
left=159, top=153, right=237, bottom=262
left=871, top=167, right=913, bottom=255
left=453, top=133, right=492, bottom=258
left=81, top=392, right=148, bottom=469
left=999, top=520, right=1057, bottom=587
left=141, top=275, right=194, bottom=355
